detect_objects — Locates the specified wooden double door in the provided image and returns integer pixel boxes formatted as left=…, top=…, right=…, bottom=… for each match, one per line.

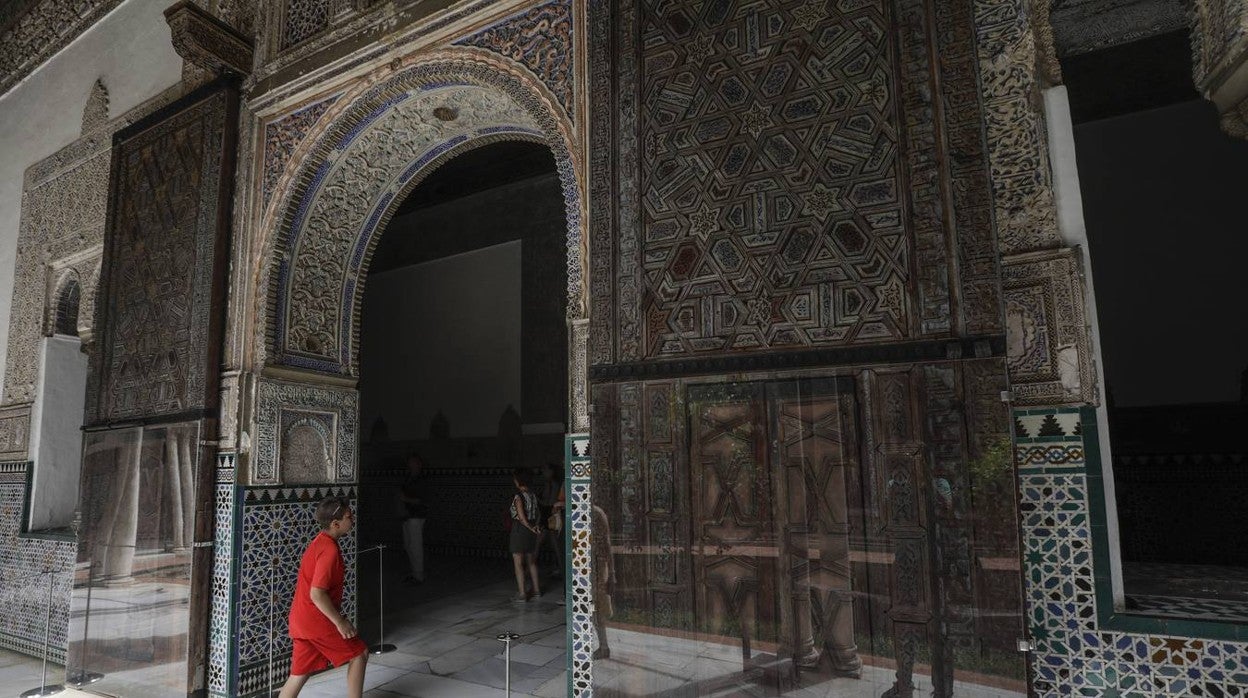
left=687, top=378, right=867, bottom=679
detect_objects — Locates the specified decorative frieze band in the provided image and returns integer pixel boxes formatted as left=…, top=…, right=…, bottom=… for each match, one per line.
left=0, top=0, right=124, bottom=97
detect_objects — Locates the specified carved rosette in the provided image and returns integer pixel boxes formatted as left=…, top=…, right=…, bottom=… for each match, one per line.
left=1002, top=247, right=1096, bottom=406
left=262, top=49, right=583, bottom=376
left=253, top=378, right=357, bottom=484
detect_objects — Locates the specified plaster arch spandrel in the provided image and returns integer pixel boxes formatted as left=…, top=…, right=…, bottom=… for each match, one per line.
left=256, top=48, right=584, bottom=378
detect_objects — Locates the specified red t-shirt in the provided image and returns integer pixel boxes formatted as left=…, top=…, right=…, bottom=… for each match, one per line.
left=288, top=532, right=345, bottom=639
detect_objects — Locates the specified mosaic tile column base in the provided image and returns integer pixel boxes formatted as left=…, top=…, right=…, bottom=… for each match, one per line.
left=566, top=434, right=592, bottom=696
left=232, top=485, right=357, bottom=698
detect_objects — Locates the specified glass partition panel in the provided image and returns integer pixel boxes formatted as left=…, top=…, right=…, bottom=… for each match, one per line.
left=66, top=421, right=201, bottom=697
left=590, top=370, right=1025, bottom=696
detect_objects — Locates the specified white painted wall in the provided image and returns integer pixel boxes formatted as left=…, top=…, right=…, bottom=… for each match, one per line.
left=28, top=335, right=88, bottom=530
left=0, top=0, right=182, bottom=402
left=1043, top=85, right=1125, bottom=604
left=358, top=241, right=522, bottom=440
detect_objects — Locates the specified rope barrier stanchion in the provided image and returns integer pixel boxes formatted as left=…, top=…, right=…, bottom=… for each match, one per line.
left=267, top=557, right=279, bottom=698
left=496, top=631, right=521, bottom=697
left=364, top=544, right=396, bottom=655
left=20, top=569, right=66, bottom=697
left=66, top=560, right=103, bottom=688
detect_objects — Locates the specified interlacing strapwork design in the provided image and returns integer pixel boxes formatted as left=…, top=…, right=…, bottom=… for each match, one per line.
left=633, top=0, right=910, bottom=356
left=281, top=0, right=331, bottom=50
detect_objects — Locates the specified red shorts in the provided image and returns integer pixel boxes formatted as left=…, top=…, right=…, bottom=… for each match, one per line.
left=290, top=634, right=368, bottom=675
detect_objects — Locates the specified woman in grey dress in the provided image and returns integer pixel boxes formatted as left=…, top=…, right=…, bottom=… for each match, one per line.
left=509, top=468, right=542, bottom=602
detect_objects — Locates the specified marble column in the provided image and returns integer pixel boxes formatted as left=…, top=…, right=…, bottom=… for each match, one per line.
left=178, top=427, right=195, bottom=551
left=103, top=428, right=142, bottom=585
left=165, top=428, right=186, bottom=551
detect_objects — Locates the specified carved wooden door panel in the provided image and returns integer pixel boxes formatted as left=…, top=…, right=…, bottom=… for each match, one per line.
left=767, top=378, right=866, bottom=675
left=688, top=383, right=778, bottom=644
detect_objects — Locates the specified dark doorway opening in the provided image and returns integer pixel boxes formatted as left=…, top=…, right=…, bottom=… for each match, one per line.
left=352, top=139, right=570, bottom=692
left=1063, top=31, right=1248, bottom=620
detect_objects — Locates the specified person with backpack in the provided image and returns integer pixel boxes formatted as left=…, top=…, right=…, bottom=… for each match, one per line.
left=508, top=468, right=542, bottom=602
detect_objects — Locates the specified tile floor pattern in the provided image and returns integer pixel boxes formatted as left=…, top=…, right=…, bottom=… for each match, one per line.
left=3, top=577, right=568, bottom=698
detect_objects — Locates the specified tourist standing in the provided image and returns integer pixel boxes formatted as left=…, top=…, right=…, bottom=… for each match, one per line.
left=399, top=454, right=428, bottom=584
left=509, top=468, right=542, bottom=601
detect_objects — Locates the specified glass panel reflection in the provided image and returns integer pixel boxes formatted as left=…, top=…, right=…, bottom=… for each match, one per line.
left=591, top=373, right=1025, bottom=697
left=67, top=422, right=201, bottom=697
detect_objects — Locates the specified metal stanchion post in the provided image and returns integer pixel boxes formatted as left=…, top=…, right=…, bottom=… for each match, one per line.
left=268, top=558, right=278, bottom=697
left=66, top=560, right=103, bottom=687
left=21, top=569, right=65, bottom=697
left=496, top=632, right=520, bottom=697
left=369, top=544, right=395, bottom=654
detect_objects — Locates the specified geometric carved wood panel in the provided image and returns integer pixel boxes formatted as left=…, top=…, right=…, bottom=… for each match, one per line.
left=626, top=0, right=912, bottom=358
left=87, top=82, right=237, bottom=426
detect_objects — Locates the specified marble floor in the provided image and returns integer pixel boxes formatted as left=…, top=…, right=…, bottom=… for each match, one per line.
left=2, top=555, right=569, bottom=698
left=3, top=549, right=1028, bottom=698
left=1123, top=561, right=1248, bottom=622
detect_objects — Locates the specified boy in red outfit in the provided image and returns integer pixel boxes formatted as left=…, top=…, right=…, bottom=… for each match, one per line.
left=278, top=496, right=368, bottom=698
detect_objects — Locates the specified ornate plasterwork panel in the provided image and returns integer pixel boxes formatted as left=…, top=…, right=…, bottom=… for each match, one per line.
left=1002, top=247, right=1095, bottom=406
left=254, top=379, right=357, bottom=484
left=591, top=0, right=1008, bottom=365
left=4, top=125, right=110, bottom=405
left=281, top=0, right=333, bottom=50
left=267, top=52, right=581, bottom=375
left=87, top=88, right=235, bottom=424
left=621, top=0, right=912, bottom=358
left=279, top=408, right=336, bottom=483
left=0, top=405, right=32, bottom=460
left=972, top=0, right=1063, bottom=256
left=569, top=318, right=589, bottom=432
left=454, top=0, right=574, bottom=118
left=261, top=95, right=339, bottom=204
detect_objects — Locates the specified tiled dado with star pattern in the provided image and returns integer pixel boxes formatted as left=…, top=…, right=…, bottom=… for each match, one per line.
left=1017, top=406, right=1248, bottom=696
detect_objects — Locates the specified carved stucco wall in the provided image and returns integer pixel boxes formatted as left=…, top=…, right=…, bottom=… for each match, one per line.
left=0, top=0, right=183, bottom=417
left=1191, top=0, right=1248, bottom=137
left=261, top=50, right=580, bottom=378
left=974, top=0, right=1097, bottom=407
left=237, top=0, right=584, bottom=490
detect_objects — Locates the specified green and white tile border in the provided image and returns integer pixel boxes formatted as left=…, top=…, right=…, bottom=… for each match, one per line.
left=1017, top=406, right=1248, bottom=695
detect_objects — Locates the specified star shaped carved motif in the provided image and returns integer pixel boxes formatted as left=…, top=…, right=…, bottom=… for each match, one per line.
left=686, top=33, right=716, bottom=66
left=688, top=204, right=720, bottom=241
left=803, top=183, right=843, bottom=221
